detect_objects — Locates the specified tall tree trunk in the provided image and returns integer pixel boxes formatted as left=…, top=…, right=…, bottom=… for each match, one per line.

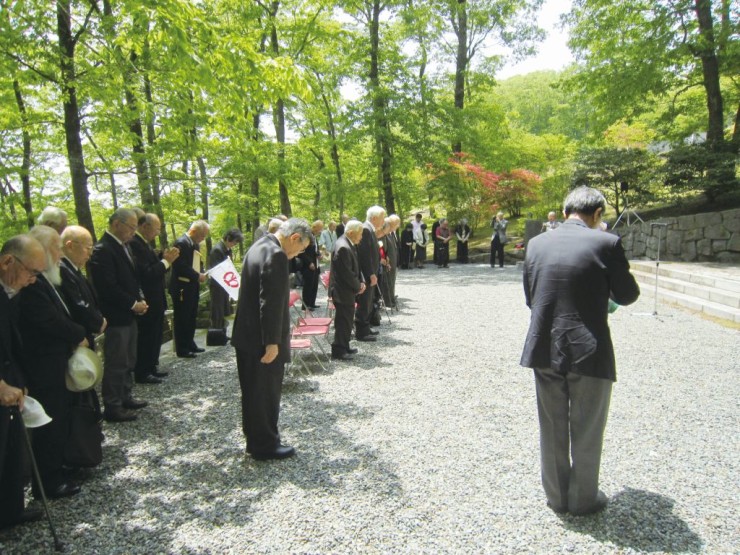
left=268, top=4, right=292, bottom=216
left=368, top=0, right=395, bottom=214
left=143, top=61, right=168, bottom=246
left=251, top=111, right=262, bottom=235
left=197, top=155, right=212, bottom=253
left=12, top=80, right=34, bottom=229
left=694, top=0, right=725, bottom=150
left=124, top=56, right=154, bottom=210
left=57, top=0, right=95, bottom=238
left=452, top=0, right=468, bottom=154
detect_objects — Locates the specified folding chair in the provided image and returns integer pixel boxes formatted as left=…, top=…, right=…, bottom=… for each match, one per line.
left=288, top=337, right=324, bottom=377
left=289, top=289, right=333, bottom=327
left=319, top=270, right=335, bottom=318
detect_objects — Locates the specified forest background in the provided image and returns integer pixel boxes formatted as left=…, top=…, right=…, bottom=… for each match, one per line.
left=0, top=0, right=738, bottom=254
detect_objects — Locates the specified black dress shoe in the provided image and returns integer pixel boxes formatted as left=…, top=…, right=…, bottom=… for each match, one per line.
left=177, top=352, right=197, bottom=358
left=152, top=370, right=169, bottom=378
left=47, top=482, right=81, bottom=499
left=251, top=445, right=296, bottom=461
left=104, top=408, right=138, bottom=422
left=347, top=348, right=358, bottom=354
left=356, top=335, right=376, bottom=342
left=367, top=329, right=379, bottom=335
left=122, top=398, right=148, bottom=410
left=331, top=352, right=354, bottom=361
left=191, top=347, right=205, bottom=353
left=17, top=508, right=44, bottom=524
left=135, top=375, right=163, bottom=384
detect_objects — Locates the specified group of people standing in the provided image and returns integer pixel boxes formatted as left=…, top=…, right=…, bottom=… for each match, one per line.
left=0, top=205, right=242, bottom=528
left=398, top=214, right=474, bottom=270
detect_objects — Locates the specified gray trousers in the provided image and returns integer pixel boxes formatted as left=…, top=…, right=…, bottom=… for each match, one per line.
left=102, top=322, right=137, bottom=409
left=534, top=367, right=612, bottom=513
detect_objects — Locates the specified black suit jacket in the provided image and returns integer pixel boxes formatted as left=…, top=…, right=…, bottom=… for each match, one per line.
left=297, top=235, right=319, bottom=273
left=329, top=235, right=363, bottom=305
left=169, top=234, right=201, bottom=295
left=18, top=275, right=86, bottom=390
left=520, top=219, right=640, bottom=381
left=0, top=291, right=25, bottom=389
left=231, top=235, right=291, bottom=365
left=59, top=257, right=105, bottom=346
left=88, top=231, right=143, bottom=326
left=357, top=222, right=380, bottom=282
left=129, top=233, right=168, bottom=314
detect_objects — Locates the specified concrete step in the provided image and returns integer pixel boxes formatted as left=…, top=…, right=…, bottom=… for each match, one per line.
left=630, top=260, right=740, bottom=294
left=633, top=276, right=740, bottom=324
left=632, top=269, right=740, bottom=309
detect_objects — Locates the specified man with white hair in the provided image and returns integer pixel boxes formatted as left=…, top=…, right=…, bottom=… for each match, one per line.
left=37, top=206, right=68, bottom=234
left=384, top=214, right=401, bottom=308
left=355, top=205, right=386, bottom=341
left=0, top=234, right=47, bottom=526
left=169, top=220, right=209, bottom=357
left=541, top=211, right=560, bottom=232
left=329, top=220, right=366, bottom=360
left=19, top=225, right=87, bottom=498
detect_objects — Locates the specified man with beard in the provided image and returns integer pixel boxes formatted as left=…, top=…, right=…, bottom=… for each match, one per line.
left=0, top=235, right=46, bottom=527
left=169, top=220, right=209, bottom=357
left=89, top=208, right=149, bottom=422
left=19, top=225, right=87, bottom=498
left=130, top=214, right=180, bottom=384
left=354, top=205, right=386, bottom=341
left=329, top=220, right=366, bottom=361
left=232, top=218, right=312, bottom=461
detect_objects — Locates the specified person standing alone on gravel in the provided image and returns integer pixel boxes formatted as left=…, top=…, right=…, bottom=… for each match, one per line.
left=520, top=186, right=640, bottom=516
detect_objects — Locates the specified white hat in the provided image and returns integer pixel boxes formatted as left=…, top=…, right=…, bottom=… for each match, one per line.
left=22, top=395, right=52, bottom=428
left=66, top=346, right=103, bottom=392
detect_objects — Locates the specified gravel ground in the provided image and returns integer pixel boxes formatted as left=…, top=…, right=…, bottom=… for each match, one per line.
left=1, top=263, right=738, bottom=554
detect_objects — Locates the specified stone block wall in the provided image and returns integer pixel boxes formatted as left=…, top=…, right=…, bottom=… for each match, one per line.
left=617, top=207, right=740, bottom=263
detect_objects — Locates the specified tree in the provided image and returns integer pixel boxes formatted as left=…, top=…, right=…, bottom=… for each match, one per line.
left=484, top=168, right=541, bottom=217
left=565, top=0, right=739, bottom=190
left=573, top=147, right=660, bottom=214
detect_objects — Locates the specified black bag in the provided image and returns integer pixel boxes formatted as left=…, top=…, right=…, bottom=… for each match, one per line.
left=206, top=328, right=228, bottom=346
left=64, top=391, right=103, bottom=468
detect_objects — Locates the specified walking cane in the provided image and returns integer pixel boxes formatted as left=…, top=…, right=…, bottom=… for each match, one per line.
left=374, top=283, right=392, bottom=324
left=15, top=407, right=65, bottom=552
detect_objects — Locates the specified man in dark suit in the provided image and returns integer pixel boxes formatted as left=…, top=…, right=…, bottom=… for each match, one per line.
left=329, top=220, right=366, bottom=361
left=130, top=214, right=180, bottom=384
left=169, top=220, right=209, bottom=357
left=231, top=218, right=311, bottom=461
left=384, top=214, right=400, bottom=308
left=208, top=228, right=243, bottom=336
left=520, top=186, right=640, bottom=516
left=0, top=235, right=46, bottom=527
left=298, top=220, right=323, bottom=310
left=354, top=206, right=386, bottom=341
left=19, top=225, right=87, bottom=498
left=59, top=225, right=107, bottom=348
left=89, top=208, right=149, bottom=422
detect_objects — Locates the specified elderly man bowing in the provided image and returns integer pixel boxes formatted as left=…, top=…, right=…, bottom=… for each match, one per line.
left=354, top=206, right=386, bottom=341
left=231, top=218, right=312, bottom=461
left=329, top=220, right=366, bottom=361
left=19, top=226, right=87, bottom=498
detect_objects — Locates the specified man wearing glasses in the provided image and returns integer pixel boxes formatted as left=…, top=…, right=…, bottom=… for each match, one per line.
left=89, top=208, right=149, bottom=422
left=0, top=234, right=47, bottom=528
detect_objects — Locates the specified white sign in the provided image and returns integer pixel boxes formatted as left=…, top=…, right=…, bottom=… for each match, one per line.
left=208, top=258, right=240, bottom=301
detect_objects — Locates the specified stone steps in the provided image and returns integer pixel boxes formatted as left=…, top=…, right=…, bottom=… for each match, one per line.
left=630, top=260, right=740, bottom=324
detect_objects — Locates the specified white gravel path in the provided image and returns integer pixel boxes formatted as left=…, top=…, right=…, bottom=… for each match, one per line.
left=1, top=263, right=738, bottom=554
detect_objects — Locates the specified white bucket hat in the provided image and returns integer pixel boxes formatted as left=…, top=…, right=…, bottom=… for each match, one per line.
left=66, top=346, right=103, bottom=392
left=21, top=395, right=52, bottom=428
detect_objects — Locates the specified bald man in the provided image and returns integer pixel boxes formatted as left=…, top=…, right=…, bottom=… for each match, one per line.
left=0, top=235, right=46, bottom=527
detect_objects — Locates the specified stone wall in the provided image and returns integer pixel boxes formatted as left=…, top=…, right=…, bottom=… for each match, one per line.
left=617, top=207, right=740, bottom=263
